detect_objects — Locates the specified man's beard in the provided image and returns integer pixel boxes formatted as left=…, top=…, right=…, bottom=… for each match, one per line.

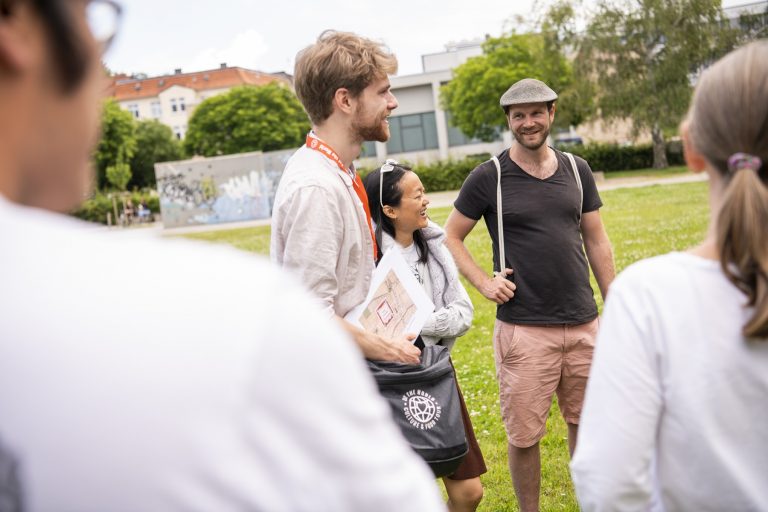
left=352, top=106, right=389, bottom=143
left=513, top=126, right=550, bottom=150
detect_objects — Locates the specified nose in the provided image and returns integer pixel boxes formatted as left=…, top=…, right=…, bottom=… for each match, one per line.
left=387, top=91, right=398, bottom=111
left=423, top=194, right=430, bottom=206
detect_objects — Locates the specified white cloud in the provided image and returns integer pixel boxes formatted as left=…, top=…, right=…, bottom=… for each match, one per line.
left=184, top=29, right=269, bottom=72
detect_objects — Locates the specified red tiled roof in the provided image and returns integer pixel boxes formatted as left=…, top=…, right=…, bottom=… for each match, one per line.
left=110, top=66, right=289, bottom=101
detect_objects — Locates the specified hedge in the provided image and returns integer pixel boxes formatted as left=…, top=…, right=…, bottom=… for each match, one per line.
left=71, top=190, right=159, bottom=225
left=559, top=142, right=684, bottom=172
left=360, top=142, right=683, bottom=194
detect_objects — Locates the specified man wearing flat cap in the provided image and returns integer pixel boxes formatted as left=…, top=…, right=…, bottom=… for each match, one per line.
left=445, top=78, right=615, bottom=511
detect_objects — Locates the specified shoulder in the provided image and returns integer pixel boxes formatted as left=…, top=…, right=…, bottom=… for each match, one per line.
left=469, top=157, right=500, bottom=180
left=555, top=148, right=593, bottom=175
left=280, top=146, right=347, bottom=190
left=610, top=252, right=697, bottom=302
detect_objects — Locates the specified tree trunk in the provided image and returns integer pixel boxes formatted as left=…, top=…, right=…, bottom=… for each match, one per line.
left=651, top=123, right=668, bottom=169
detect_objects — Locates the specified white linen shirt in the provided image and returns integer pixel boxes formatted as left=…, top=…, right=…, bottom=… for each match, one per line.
left=571, top=252, right=768, bottom=512
left=271, top=144, right=375, bottom=318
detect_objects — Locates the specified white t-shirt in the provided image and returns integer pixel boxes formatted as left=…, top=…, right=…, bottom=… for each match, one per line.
left=0, top=196, right=444, bottom=512
left=401, top=242, right=431, bottom=294
left=571, top=252, right=768, bottom=512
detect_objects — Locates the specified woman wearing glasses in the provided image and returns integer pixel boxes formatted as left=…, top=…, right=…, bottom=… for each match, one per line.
left=365, top=162, right=486, bottom=512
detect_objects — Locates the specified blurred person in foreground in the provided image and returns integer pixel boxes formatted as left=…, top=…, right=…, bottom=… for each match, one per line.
left=0, top=1, right=445, bottom=510
left=571, top=40, right=768, bottom=511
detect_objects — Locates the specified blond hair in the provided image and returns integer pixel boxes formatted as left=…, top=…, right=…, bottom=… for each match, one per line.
left=293, top=30, right=397, bottom=125
left=687, top=40, right=768, bottom=338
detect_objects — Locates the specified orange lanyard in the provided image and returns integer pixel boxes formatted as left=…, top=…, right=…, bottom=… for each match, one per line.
left=305, top=133, right=378, bottom=259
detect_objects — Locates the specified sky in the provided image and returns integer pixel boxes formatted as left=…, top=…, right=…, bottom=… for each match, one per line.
left=105, top=0, right=752, bottom=79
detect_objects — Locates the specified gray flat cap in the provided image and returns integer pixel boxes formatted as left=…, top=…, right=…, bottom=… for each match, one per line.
left=500, top=78, right=558, bottom=108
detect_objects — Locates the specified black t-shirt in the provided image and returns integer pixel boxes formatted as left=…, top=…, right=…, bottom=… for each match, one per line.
left=454, top=148, right=602, bottom=325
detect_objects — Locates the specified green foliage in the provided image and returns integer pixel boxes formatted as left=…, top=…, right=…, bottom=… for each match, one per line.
left=184, top=83, right=311, bottom=157
left=105, top=159, right=132, bottom=191
left=360, top=154, right=491, bottom=193
left=70, top=190, right=159, bottom=224
left=94, top=99, right=137, bottom=189
left=567, top=142, right=684, bottom=172
left=441, top=35, right=536, bottom=142
left=575, top=0, right=739, bottom=168
left=129, top=120, right=183, bottom=189
left=440, top=29, right=581, bottom=143
left=180, top=180, right=710, bottom=511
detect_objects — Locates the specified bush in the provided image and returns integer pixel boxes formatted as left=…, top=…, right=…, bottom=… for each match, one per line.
left=70, top=190, right=159, bottom=225
left=360, top=154, right=490, bottom=193
left=564, top=142, right=684, bottom=172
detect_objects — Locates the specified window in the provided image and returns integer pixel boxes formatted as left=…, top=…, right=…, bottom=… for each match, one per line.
left=170, top=99, right=177, bottom=112
left=446, top=111, right=502, bottom=146
left=150, top=101, right=162, bottom=118
left=360, top=141, right=377, bottom=158
left=386, top=112, right=439, bottom=154
left=127, top=104, right=139, bottom=119
left=179, top=98, right=186, bottom=111
left=173, top=125, right=187, bottom=140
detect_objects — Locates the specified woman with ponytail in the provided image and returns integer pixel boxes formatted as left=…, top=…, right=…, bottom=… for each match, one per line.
left=571, top=40, right=768, bottom=511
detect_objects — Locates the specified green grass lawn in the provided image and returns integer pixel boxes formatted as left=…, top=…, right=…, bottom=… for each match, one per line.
left=182, top=180, right=710, bottom=511
left=603, top=165, right=689, bottom=180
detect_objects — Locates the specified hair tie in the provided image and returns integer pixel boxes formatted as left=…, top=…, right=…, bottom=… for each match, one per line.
left=728, top=153, right=762, bottom=173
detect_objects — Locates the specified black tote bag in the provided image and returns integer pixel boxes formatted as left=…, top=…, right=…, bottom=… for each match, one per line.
left=367, top=345, right=468, bottom=477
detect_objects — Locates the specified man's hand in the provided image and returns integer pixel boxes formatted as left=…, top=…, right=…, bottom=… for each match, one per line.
left=365, top=333, right=421, bottom=365
left=336, top=317, right=421, bottom=365
left=481, top=268, right=516, bottom=304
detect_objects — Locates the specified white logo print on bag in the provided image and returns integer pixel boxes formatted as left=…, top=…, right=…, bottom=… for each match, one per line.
left=402, top=389, right=442, bottom=430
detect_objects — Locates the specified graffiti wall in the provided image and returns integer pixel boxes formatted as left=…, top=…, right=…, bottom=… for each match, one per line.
left=154, top=149, right=294, bottom=228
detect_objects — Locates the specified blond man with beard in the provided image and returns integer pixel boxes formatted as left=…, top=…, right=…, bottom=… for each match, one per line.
left=444, top=78, right=615, bottom=511
left=271, top=30, right=421, bottom=364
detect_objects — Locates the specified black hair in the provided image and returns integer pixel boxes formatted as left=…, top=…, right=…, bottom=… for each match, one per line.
left=1, top=0, right=90, bottom=92
left=363, top=164, right=429, bottom=265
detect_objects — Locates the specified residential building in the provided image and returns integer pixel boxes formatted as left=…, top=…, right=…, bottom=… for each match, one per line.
left=109, top=63, right=289, bottom=140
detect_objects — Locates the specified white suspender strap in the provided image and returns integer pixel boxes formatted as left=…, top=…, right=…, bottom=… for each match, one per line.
left=493, top=152, right=582, bottom=275
left=565, top=151, right=583, bottom=223
left=492, top=155, right=504, bottom=275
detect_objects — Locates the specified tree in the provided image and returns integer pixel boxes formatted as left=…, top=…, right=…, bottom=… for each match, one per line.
left=575, top=0, right=739, bottom=168
left=184, top=83, right=311, bottom=157
left=440, top=31, right=579, bottom=142
left=105, top=158, right=131, bottom=191
left=94, top=98, right=137, bottom=189
left=129, top=120, right=183, bottom=189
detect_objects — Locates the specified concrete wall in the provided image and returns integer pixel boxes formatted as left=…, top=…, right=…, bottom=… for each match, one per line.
left=154, top=148, right=295, bottom=228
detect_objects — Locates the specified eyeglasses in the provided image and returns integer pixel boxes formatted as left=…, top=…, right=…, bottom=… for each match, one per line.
left=86, top=0, right=123, bottom=52
left=379, top=159, right=398, bottom=208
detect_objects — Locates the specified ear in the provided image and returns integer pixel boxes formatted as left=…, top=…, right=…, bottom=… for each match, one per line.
left=332, top=87, right=355, bottom=116
left=0, top=1, right=34, bottom=73
left=382, top=205, right=397, bottom=220
left=549, top=102, right=557, bottom=123
left=680, top=121, right=707, bottom=173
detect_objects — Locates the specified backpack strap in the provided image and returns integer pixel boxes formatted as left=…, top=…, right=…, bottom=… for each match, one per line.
left=491, top=155, right=504, bottom=275
left=564, top=151, right=583, bottom=223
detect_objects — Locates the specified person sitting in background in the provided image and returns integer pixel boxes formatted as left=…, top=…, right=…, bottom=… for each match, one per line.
left=571, top=40, right=768, bottom=511
left=365, top=162, right=487, bottom=512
